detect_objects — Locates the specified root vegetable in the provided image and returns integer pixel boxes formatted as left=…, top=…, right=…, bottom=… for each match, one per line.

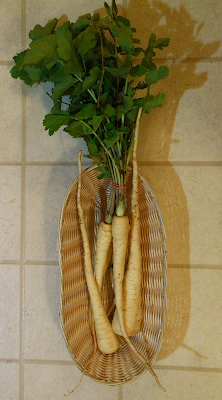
left=77, top=151, right=119, bottom=354
left=111, top=110, right=165, bottom=390
left=112, top=107, right=143, bottom=336
left=111, top=214, right=164, bottom=390
left=95, top=221, right=112, bottom=294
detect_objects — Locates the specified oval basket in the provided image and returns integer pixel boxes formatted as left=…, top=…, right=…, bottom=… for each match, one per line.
left=58, top=165, right=167, bottom=385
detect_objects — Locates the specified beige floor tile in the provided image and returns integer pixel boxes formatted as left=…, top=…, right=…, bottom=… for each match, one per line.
left=0, top=0, right=22, bottom=61
left=26, top=83, right=90, bottom=163
left=174, top=166, right=222, bottom=266
left=26, top=0, right=111, bottom=37
left=24, top=363, right=118, bottom=400
left=0, top=167, right=21, bottom=261
left=25, top=0, right=125, bottom=39
left=0, top=265, right=20, bottom=359
left=126, top=0, right=222, bottom=58
left=0, top=362, right=19, bottom=400
left=156, top=268, right=222, bottom=369
left=0, top=66, right=22, bottom=162
left=123, top=369, right=222, bottom=400
left=25, top=165, right=80, bottom=261
left=169, top=62, right=222, bottom=162
left=135, top=61, right=222, bottom=163
left=24, top=265, right=70, bottom=361
left=139, top=165, right=222, bottom=266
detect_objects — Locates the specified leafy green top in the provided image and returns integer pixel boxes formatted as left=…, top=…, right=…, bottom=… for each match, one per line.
left=11, top=1, right=170, bottom=184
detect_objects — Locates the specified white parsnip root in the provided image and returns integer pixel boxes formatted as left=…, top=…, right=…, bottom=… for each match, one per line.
left=111, top=213, right=165, bottom=391
left=111, top=109, right=165, bottom=391
left=95, top=221, right=112, bottom=294
left=77, top=151, right=119, bottom=355
left=112, top=107, right=143, bottom=336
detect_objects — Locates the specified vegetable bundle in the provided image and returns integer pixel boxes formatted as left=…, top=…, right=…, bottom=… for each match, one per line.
left=11, top=0, right=170, bottom=389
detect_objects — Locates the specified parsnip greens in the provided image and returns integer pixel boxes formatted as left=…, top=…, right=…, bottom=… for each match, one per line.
left=11, top=0, right=169, bottom=217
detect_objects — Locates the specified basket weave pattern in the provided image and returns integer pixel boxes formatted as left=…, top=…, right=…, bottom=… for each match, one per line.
left=59, top=166, right=167, bottom=384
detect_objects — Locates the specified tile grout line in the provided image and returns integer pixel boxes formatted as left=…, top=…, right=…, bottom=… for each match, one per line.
left=118, top=385, right=123, bottom=400
left=1, top=260, right=222, bottom=269
left=1, top=357, right=222, bottom=374
left=19, top=1, right=26, bottom=399
left=1, top=58, right=222, bottom=66
left=1, top=161, right=222, bottom=167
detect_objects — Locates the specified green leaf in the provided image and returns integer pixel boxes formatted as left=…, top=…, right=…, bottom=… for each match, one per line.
left=29, top=18, right=58, bottom=40
left=71, top=17, right=91, bottom=36
left=117, top=24, right=135, bottom=54
left=97, top=172, right=111, bottom=180
left=133, top=47, right=143, bottom=57
left=22, top=35, right=57, bottom=66
left=43, top=113, right=70, bottom=136
left=88, top=138, right=101, bottom=156
left=148, top=33, right=157, bottom=48
left=103, top=130, right=123, bottom=148
left=104, top=2, right=112, bottom=17
left=135, top=81, right=148, bottom=90
left=100, top=16, right=120, bottom=36
left=104, top=66, right=129, bottom=79
left=149, top=33, right=170, bottom=50
left=135, top=93, right=165, bottom=112
left=95, top=165, right=111, bottom=179
left=64, top=120, right=88, bottom=137
left=103, top=104, right=116, bottom=118
left=127, top=108, right=138, bottom=122
left=115, top=15, right=130, bottom=27
left=64, top=120, right=93, bottom=140
left=96, top=165, right=109, bottom=174
left=51, top=101, right=62, bottom=113
left=74, top=103, right=96, bottom=120
left=116, top=96, right=134, bottom=119
left=11, top=51, right=28, bottom=77
left=92, top=12, right=100, bottom=22
left=91, top=115, right=104, bottom=131
left=112, top=0, right=118, bottom=17
left=142, top=49, right=156, bottom=69
left=45, top=65, right=65, bottom=83
left=63, top=51, right=83, bottom=79
left=56, top=22, right=73, bottom=61
left=130, top=64, right=147, bottom=77
left=10, top=50, right=44, bottom=85
left=23, top=65, right=42, bottom=82
left=82, top=66, right=101, bottom=92
left=145, top=65, right=169, bottom=86
left=73, top=26, right=97, bottom=58
left=123, top=95, right=134, bottom=110
left=51, top=74, right=78, bottom=102
left=99, top=91, right=109, bottom=106
left=101, top=17, right=134, bottom=53
left=126, top=82, right=136, bottom=97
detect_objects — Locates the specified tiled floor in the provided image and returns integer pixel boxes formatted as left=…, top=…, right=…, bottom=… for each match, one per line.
left=0, top=0, right=222, bottom=399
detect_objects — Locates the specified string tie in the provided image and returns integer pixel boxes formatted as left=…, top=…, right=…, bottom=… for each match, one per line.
left=112, top=182, right=126, bottom=189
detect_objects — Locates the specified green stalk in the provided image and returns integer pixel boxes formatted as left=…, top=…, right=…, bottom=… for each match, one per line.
left=121, top=76, right=129, bottom=127
left=74, top=118, right=121, bottom=184
left=59, top=58, right=98, bottom=104
left=73, top=74, right=97, bottom=103
left=94, top=24, right=105, bottom=110
left=105, top=186, right=115, bottom=223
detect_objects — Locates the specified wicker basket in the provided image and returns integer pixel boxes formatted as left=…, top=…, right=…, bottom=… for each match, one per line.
left=58, top=165, right=167, bottom=385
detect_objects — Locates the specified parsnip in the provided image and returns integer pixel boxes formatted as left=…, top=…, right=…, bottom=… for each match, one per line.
left=112, top=107, right=143, bottom=336
left=77, top=151, right=119, bottom=354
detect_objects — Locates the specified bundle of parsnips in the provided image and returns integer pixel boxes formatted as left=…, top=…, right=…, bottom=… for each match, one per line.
left=11, top=0, right=169, bottom=388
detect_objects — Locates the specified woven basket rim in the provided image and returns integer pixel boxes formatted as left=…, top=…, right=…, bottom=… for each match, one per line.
left=58, top=165, right=167, bottom=385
